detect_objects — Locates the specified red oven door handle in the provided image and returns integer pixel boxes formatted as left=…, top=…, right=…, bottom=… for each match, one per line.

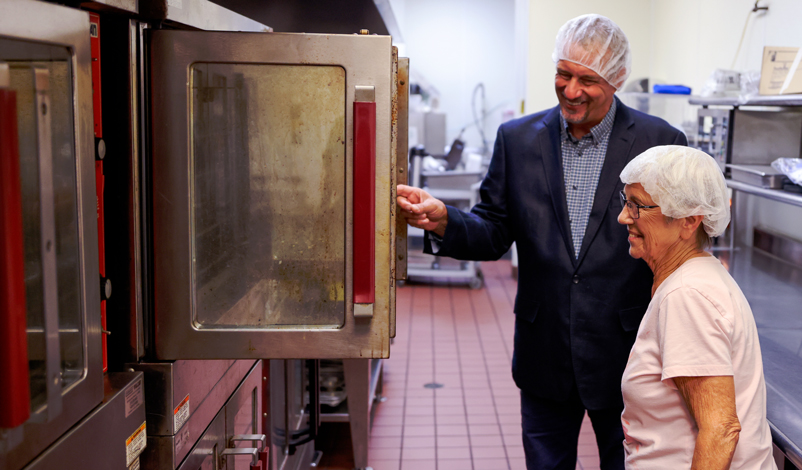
left=0, top=88, right=31, bottom=429
left=353, top=99, right=376, bottom=305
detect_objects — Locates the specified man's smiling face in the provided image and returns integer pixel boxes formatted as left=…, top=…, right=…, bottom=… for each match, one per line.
left=554, top=59, right=616, bottom=130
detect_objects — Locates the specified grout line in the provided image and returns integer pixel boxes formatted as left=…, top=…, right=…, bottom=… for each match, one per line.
left=430, top=284, right=439, bottom=469
left=449, top=281, right=475, bottom=469
left=468, top=273, right=512, bottom=470
left=397, top=283, right=416, bottom=470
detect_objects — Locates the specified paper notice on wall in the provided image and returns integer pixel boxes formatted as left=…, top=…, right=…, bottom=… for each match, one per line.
left=125, top=422, right=147, bottom=467
left=173, top=394, right=190, bottom=432
left=759, top=46, right=802, bottom=95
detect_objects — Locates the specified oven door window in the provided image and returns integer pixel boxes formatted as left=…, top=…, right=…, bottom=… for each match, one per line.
left=4, top=42, right=85, bottom=412
left=190, top=63, right=346, bottom=329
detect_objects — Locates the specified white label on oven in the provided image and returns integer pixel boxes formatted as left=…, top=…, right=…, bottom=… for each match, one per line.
left=167, top=0, right=182, bottom=8
left=126, top=422, right=147, bottom=467
left=128, top=456, right=140, bottom=470
left=173, top=394, right=190, bottom=432
left=124, top=377, right=144, bottom=418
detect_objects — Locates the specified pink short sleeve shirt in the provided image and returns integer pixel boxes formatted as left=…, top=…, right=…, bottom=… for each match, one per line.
left=620, top=256, right=776, bottom=470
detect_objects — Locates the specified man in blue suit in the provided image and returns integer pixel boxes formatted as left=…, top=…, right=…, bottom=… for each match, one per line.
left=397, top=14, right=687, bottom=470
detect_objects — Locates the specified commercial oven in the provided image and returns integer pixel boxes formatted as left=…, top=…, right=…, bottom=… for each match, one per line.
left=0, top=2, right=109, bottom=469
left=1, top=1, right=407, bottom=469
left=147, top=28, right=403, bottom=360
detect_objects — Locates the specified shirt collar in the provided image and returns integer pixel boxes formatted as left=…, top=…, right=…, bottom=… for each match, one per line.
left=560, top=98, right=617, bottom=145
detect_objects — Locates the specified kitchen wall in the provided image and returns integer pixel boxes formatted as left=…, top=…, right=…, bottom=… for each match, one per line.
left=525, top=0, right=802, bottom=109
left=524, top=0, right=802, bottom=245
left=389, top=0, right=521, bottom=154
left=390, top=0, right=802, bottom=244
left=650, top=0, right=802, bottom=245
left=649, top=0, right=802, bottom=95
left=525, top=0, right=652, bottom=114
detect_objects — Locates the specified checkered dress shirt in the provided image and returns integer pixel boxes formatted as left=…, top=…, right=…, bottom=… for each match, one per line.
left=560, top=99, right=617, bottom=258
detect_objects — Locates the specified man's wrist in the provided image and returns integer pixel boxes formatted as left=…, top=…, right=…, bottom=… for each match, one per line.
left=432, top=217, right=448, bottom=238
left=429, top=231, right=444, bottom=243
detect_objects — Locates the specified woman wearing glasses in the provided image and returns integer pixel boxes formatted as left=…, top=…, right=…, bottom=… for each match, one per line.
left=616, top=146, right=776, bottom=470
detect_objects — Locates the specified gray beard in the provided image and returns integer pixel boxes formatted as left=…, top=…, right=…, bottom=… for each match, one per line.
left=561, top=106, right=589, bottom=125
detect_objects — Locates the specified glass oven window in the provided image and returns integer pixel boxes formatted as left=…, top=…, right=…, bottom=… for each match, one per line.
left=2, top=38, right=85, bottom=412
left=190, top=63, right=346, bottom=330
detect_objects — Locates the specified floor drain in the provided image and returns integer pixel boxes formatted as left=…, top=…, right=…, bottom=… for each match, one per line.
left=423, top=382, right=444, bottom=389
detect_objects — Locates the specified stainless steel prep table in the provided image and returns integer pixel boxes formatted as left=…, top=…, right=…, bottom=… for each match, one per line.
left=715, top=247, right=802, bottom=467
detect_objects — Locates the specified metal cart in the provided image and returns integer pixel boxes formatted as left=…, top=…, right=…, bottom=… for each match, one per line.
left=405, top=159, right=485, bottom=289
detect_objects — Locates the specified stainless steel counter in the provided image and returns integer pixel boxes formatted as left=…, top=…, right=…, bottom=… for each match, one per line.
left=715, top=248, right=802, bottom=467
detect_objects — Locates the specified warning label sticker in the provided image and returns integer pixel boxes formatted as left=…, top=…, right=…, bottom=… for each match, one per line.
left=173, top=394, right=190, bottom=432
left=126, top=422, right=147, bottom=467
left=124, top=377, right=144, bottom=418
left=128, top=456, right=140, bottom=470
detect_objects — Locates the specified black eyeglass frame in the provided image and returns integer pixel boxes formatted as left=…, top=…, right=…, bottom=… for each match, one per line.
left=619, top=190, right=659, bottom=219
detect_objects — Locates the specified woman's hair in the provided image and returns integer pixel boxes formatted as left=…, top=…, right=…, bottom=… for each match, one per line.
left=620, top=145, right=730, bottom=239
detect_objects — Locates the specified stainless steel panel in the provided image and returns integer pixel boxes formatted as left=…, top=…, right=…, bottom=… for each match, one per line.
left=269, top=360, right=314, bottom=470
left=176, top=406, right=224, bottom=470
left=137, top=21, right=152, bottom=360
left=139, top=0, right=270, bottom=32
left=172, top=361, right=263, bottom=470
left=149, top=30, right=394, bottom=359
left=225, top=361, right=263, bottom=469
left=0, top=2, right=103, bottom=470
left=732, top=109, right=802, bottom=164
left=753, top=227, right=802, bottom=268
left=712, top=248, right=802, bottom=468
left=691, top=95, right=802, bottom=107
left=395, top=56, right=409, bottom=289
left=727, top=179, right=802, bottom=209
left=129, top=19, right=145, bottom=361
left=138, top=360, right=256, bottom=469
left=78, top=0, right=138, bottom=14
left=728, top=164, right=788, bottom=189
left=342, top=359, right=371, bottom=469
left=29, top=67, right=62, bottom=422
left=128, top=360, right=234, bottom=436
left=21, top=372, right=146, bottom=470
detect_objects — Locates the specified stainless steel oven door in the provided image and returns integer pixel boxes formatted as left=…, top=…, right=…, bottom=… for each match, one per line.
left=0, top=2, right=102, bottom=469
left=149, top=31, right=402, bottom=359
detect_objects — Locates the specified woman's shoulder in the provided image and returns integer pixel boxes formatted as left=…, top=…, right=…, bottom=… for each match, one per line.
left=673, top=256, right=730, bottom=289
left=658, top=257, right=742, bottom=319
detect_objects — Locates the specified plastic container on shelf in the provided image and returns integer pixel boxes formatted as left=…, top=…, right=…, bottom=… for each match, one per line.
left=617, top=92, right=701, bottom=146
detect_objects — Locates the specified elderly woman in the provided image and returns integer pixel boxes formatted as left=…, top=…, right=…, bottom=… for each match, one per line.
left=617, top=146, right=776, bottom=469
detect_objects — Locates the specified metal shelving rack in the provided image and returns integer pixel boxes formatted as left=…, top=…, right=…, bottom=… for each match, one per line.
left=405, top=157, right=485, bottom=289
left=319, top=359, right=383, bottom=470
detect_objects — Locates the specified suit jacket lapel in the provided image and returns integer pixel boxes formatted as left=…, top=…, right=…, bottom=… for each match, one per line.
left=537, top=106, right=576, bottom=265
left=576, top=97, right=636, bottom=263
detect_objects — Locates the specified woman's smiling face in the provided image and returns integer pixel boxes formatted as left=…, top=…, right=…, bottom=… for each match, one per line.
left=617, top=183, right=683, bottom=267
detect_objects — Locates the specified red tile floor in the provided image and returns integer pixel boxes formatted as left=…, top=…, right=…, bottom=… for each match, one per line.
left=317, top=260, right=602, bottom=470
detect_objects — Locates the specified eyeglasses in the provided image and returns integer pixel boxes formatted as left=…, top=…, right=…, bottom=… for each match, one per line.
left=620, top=190, right=659, bottom=219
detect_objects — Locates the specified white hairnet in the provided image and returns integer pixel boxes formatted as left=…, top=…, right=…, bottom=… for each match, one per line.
left=620, top=146, right=731, bottom=238
left=552, top=14, right=632, bottom=90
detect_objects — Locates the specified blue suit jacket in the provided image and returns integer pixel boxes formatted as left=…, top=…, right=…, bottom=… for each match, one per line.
left=427, top=98, right=687, bottom=409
